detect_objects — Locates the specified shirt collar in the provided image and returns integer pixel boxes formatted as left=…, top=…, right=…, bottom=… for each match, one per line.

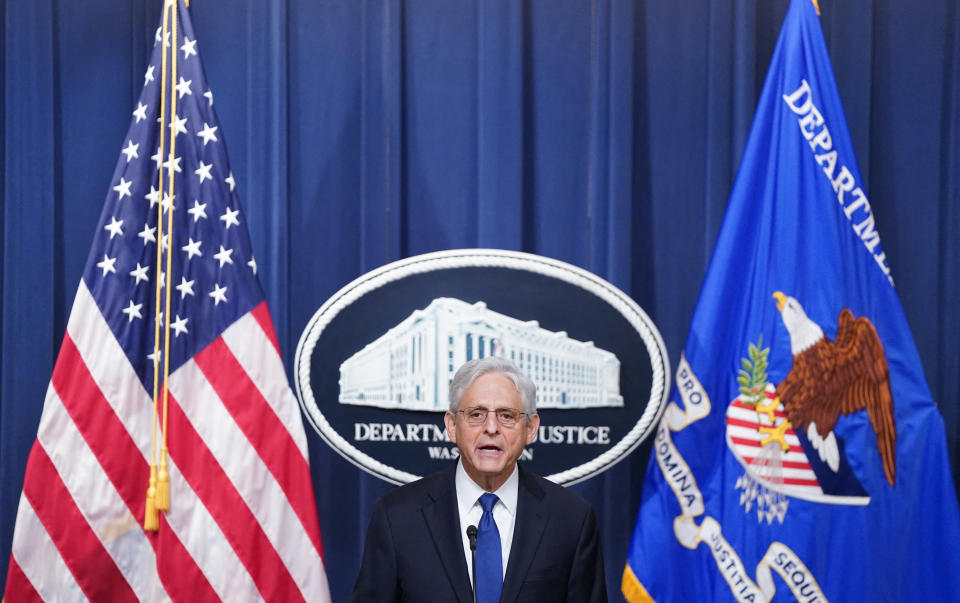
left=455, top=460, right=519, bottom=518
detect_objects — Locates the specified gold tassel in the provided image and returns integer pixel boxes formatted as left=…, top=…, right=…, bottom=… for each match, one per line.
left=144, top=465, right=159, bottom=531
left=156, top=448, right=170, bottom=511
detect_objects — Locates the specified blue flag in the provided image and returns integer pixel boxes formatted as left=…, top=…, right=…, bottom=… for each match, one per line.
left=623, top=0, right=960, bottom=600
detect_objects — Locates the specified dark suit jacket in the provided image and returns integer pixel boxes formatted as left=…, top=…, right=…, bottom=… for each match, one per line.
left=350, top=463, right=607, bottom=602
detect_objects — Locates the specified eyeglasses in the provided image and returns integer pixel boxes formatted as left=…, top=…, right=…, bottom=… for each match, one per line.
left=456, top=407, right=533, bottom=427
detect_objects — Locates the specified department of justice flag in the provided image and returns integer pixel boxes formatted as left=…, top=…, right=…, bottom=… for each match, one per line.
left=3, top=1, right=332, bottom=600
left=622, top=0, right=960, bottom=600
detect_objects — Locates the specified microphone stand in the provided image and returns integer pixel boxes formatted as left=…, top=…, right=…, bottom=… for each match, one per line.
left=466, top=525, right=477, bottom=603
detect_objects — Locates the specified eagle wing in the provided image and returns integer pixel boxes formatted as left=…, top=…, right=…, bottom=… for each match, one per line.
left=831, top=309, right=896, bottom=485
left=777, top=309, right=896, bottom=486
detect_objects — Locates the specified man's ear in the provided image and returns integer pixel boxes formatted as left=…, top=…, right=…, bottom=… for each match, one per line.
left=444, top=411, right=458, bottom=444
left=525, top=413, right=540, bottom=445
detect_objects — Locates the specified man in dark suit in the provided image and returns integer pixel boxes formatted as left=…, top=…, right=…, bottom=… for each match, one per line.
left=351, top=356, right=607, bottom=603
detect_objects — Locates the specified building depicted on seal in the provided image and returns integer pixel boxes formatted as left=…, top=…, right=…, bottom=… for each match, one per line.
left=338, top=297, right=623, bottom=411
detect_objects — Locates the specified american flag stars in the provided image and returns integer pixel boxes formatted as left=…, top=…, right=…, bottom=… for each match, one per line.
left=163, top=151, right=182, bottom=174
left=104, top=216, right=124, bottom=239
left=208, top=283, right=228, bottom=306
left=169, top=114, right=188, bottom=137
left=113, top=177, right=132, bottom=200
left=154, top=25, right=171, bottom=49
left=220, top=206, right=239, bottom=228
left=170, top=314, right=189, bottom=337
left=130, top=263, right=150, bottom=285
left=188, top=200, right=207, bottom=221
left=122, top=140, right=140, bottom=162
left=81, top=11, right=262, bottom=381
left=138, top=223, right=157, bottom=244
left=176, top=77, right=192, bottom=99
left=180, top=36, right=197, bottom=59
left=96, top=254, right=117, bottom=276
left=197, top=123, right=217, bottom=145
left=182, top=237, right=202, bottom=259
left=146, top=185, right=161, bottom=206
left=195, top=160, right=213, bottom=183
left=133, top=102, right=148, bottom=123
left=213, top=245, right=234, bottom=268
left=122, top=299, right=144, bottom=322
left=176, top=276, right=195, bottom=298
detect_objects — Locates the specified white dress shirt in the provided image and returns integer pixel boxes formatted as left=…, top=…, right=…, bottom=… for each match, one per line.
left=455, top=459, right=518, bottom=582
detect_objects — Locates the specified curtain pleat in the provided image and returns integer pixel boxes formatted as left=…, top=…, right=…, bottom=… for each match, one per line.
left=938, top=0, right=960, bottom=480
left=476, top=0, right=524, bottom=249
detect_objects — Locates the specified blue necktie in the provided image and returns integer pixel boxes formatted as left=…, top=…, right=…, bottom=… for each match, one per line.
left=475, top=493, right=503, bottom=603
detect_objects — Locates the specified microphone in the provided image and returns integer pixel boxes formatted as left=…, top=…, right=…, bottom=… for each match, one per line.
left=466, top=525, right=478, bottom=603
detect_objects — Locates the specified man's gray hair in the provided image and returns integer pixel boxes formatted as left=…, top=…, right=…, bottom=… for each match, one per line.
left=448, top=356, right=537, bottom=414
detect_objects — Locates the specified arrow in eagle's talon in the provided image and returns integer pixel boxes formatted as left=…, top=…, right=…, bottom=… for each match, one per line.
left=759, top=420, right=791, bottom=451
left=755, top=397, right=780, bottom=423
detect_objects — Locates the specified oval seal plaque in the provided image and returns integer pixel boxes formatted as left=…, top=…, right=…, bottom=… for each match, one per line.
left=295, top=249, right=669, bottom=485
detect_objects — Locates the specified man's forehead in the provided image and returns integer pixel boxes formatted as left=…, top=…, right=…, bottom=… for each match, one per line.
left=460, top=374, right=523, bottom=406
left=463, top=374, right=519, bottom=393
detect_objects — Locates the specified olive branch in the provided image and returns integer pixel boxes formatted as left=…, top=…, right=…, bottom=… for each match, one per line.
left=737, top=334, right=770, bottom=407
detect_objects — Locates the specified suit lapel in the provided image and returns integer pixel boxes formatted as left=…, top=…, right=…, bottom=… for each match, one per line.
left=499, top=466, right=548, bottom=603
left=422, top=466, right=475, bottom=603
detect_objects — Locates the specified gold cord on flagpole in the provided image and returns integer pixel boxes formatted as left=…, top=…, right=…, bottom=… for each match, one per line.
left=811, top=0, right=821, bottom=16
left=156, top=0, right=180, bottom=514
left=145, top=0, right=173, bottom=533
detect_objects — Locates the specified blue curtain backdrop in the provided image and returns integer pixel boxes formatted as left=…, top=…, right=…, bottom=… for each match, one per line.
left=2, top=0, right=958, bottom=600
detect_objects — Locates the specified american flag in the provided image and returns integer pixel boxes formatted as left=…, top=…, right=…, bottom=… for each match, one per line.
left=3, top=1, right=331, bottom=600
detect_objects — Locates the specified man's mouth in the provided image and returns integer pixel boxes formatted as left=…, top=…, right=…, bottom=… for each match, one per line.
left=478, top=444, right=502, bottom=455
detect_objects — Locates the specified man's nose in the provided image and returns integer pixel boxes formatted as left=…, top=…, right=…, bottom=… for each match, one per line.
left=483, top=411, right=500, bottom=433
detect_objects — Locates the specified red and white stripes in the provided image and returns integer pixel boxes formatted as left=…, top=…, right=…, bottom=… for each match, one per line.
left=5, top=281, right=330, bottom=602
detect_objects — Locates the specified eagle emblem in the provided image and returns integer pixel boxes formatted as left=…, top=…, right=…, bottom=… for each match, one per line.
left=773, top=292, right=896, bottom=487
left=725, top=293, right=898, bottom=523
